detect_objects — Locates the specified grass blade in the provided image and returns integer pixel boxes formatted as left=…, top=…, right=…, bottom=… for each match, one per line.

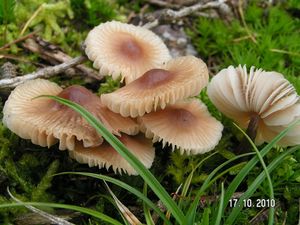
left=185, top=152, right=255, bottom=224
left=231, top=124, right=274, bottom=225
left=0, top=202, right=123, bottom=225
left=179, top=151, right=218, bottom=209
left=104, top=181, right=142, bottom=225
left=7, top=188, right=74, bottom=225
left=143, top=183, right=155, bottom=225
left=214, top=183, right=224, bottom=225
left=40, top=95, right=185, bottom=224
left=55, top=172, right=171, bottom=225
left=221, top=120, right=300, bottom=218
left=224, top=145, right=300, bottom=224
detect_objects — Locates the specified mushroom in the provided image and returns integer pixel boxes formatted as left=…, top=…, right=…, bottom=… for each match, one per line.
left=138, top=99, right=223, bottom=154
left=69, top=134, right=155, bottom=175
left=84, top=20, right=171, bottom=83
left=207, top=65, right=300, bottom=146
left=2, top=79, right=139, bottom=150
left=101, top=56, right=209, bottom=117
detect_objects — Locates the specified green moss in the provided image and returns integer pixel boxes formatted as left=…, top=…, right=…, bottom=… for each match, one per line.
left=14, top=0, right=74, bottom=42
left=0, top=121, right=61, bottom=221
left=31, top=160, right=59, bottom=202
left=98, top=76, right=122, bottom=95
left=188, top=2, right=300, bottom=78
left=71, top=0, right=125, bottom=29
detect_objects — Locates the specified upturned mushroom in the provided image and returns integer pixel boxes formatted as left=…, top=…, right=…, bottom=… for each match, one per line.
left=207, top=65, right=300, bottom=146
left=84, top=20, right=171, bottom=83
left=138, top=99, right=223, bottom=154
left=2, top=79, right=139, bottom=150
left=69, top=134, right=155, bottom=175
left=101, top=56, right=209, bottom=117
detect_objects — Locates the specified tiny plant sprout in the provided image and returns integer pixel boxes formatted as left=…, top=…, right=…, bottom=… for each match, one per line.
left=207, top=65, right=300, bottom=146
left=101, top=56, right=209, bottom=117
left=84, top=20, right=171, bottom=83
left=69, top=134, right=155, bottom=175
left=138, top=99, right=223, bottom=154
left=2, top=79, right=138, bottom=150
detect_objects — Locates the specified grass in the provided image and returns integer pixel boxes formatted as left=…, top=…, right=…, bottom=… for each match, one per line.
left=1, top=96, right=298, bottom=224
left=1, top=0, right=300, bottom=224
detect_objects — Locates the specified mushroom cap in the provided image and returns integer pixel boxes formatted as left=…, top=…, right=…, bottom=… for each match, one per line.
left=207, top=65, right=300, bottom=146
left=101, top=56, right=209, bottom=117
left=99, top=105, right=140, bottom=136
left=138, top=99, right=223, bottom=154
left=2, top=79, right=138, bottom=150
left=69, top=134, right=155, bottom=175
left=84, top=20, right=171, bottom=83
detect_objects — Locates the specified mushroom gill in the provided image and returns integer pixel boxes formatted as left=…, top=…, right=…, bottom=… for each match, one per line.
left=138, top=99, right=223, bottom=154
left=69, top=134, right=155, bottom=175
left=2, top=79, right=138, bottom=150
left=101, top=56, right=209, bottom=117
left=207, top=65, right=300, bottom=146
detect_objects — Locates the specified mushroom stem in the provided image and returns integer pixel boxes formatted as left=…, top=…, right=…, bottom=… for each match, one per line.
left=236, top=114, right=260, bottom=154
left=245, top=114, right=260, bottom=141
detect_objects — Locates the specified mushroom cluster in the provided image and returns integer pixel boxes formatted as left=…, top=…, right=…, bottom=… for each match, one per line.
left=3, top=21, right=224, bottom=175
left=3, top=79, right=154, bottom=175
left=207, top=65, right=300, bottom=146
left=84, top=21, right=223, bottom=155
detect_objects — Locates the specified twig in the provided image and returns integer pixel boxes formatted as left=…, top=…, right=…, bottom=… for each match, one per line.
left=238, top=0, right=257, bottom=44
left=0, top=56, right=87, bottom=88
left=142, top=0, right=229, bottom=27
left=146, top=0, right=180, bottom=9
left=233, top=35, right=254, bottom=42
left=142, top=19, right=159, bottom=29
left=7, top=187, right=75, bottom=225
left=164, top=1, right=226, bottom=19
left=146, top=0, right=200, bottom=9
left=20, top=3, right=44, bottom=36
left=270, top=48, right=300, bottom=57
left=0, top=30, right=40, bottom=51
left=23, top=38, right=102, bottom=80
left=0, top=54, right=45, bottom=66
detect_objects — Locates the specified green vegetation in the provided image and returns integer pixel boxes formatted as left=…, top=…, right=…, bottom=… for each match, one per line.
left=188, top=1, right=300, bottom=91
left=1, top=0, right=300, bottom=224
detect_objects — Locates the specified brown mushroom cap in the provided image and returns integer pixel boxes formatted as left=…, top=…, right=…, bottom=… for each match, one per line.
left=99, top=105, right=140, bottom=136
left=69, top=134, right=155, bottom=175
left=84, top=20, right=171, bottom=83
left=101, top=56, right=209, bottom=117
left=138, top=99, right=223, bottom=154
left=207, top=65, right=300, bottom=146
left=2, top=79, right=138, bottom=150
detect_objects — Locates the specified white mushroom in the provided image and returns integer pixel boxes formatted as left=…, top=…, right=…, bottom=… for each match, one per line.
left=207, top=65, right=300, bottom=146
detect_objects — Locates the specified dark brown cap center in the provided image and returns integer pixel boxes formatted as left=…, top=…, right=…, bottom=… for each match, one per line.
left=119, top=38, right=143, bottom=59
left=138, top=69, right=173, bottom=88
left=51, top=85, right=94, bottom=110
left=171, top=108, right=196, bottom=127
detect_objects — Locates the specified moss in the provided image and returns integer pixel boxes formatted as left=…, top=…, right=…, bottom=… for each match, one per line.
left=31, top=160, right=59, bottom=202
left=0, top=120, right=61, bottom=221
left=188, top=1, right=300, bottom=78
left=14, top=0, right=74, bottom=42
left=97, top=76, right=122, bottom=95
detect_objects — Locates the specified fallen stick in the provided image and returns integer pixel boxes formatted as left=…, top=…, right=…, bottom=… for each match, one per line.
left=0, top=56, right=87, bottom=88
left=143, top=0, right=230, bottom=26
left=0, top=30, right=39, bottom=51
left=23, top=38, right=102, bottom=80
left=164, top=1, right=225, bottom=19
